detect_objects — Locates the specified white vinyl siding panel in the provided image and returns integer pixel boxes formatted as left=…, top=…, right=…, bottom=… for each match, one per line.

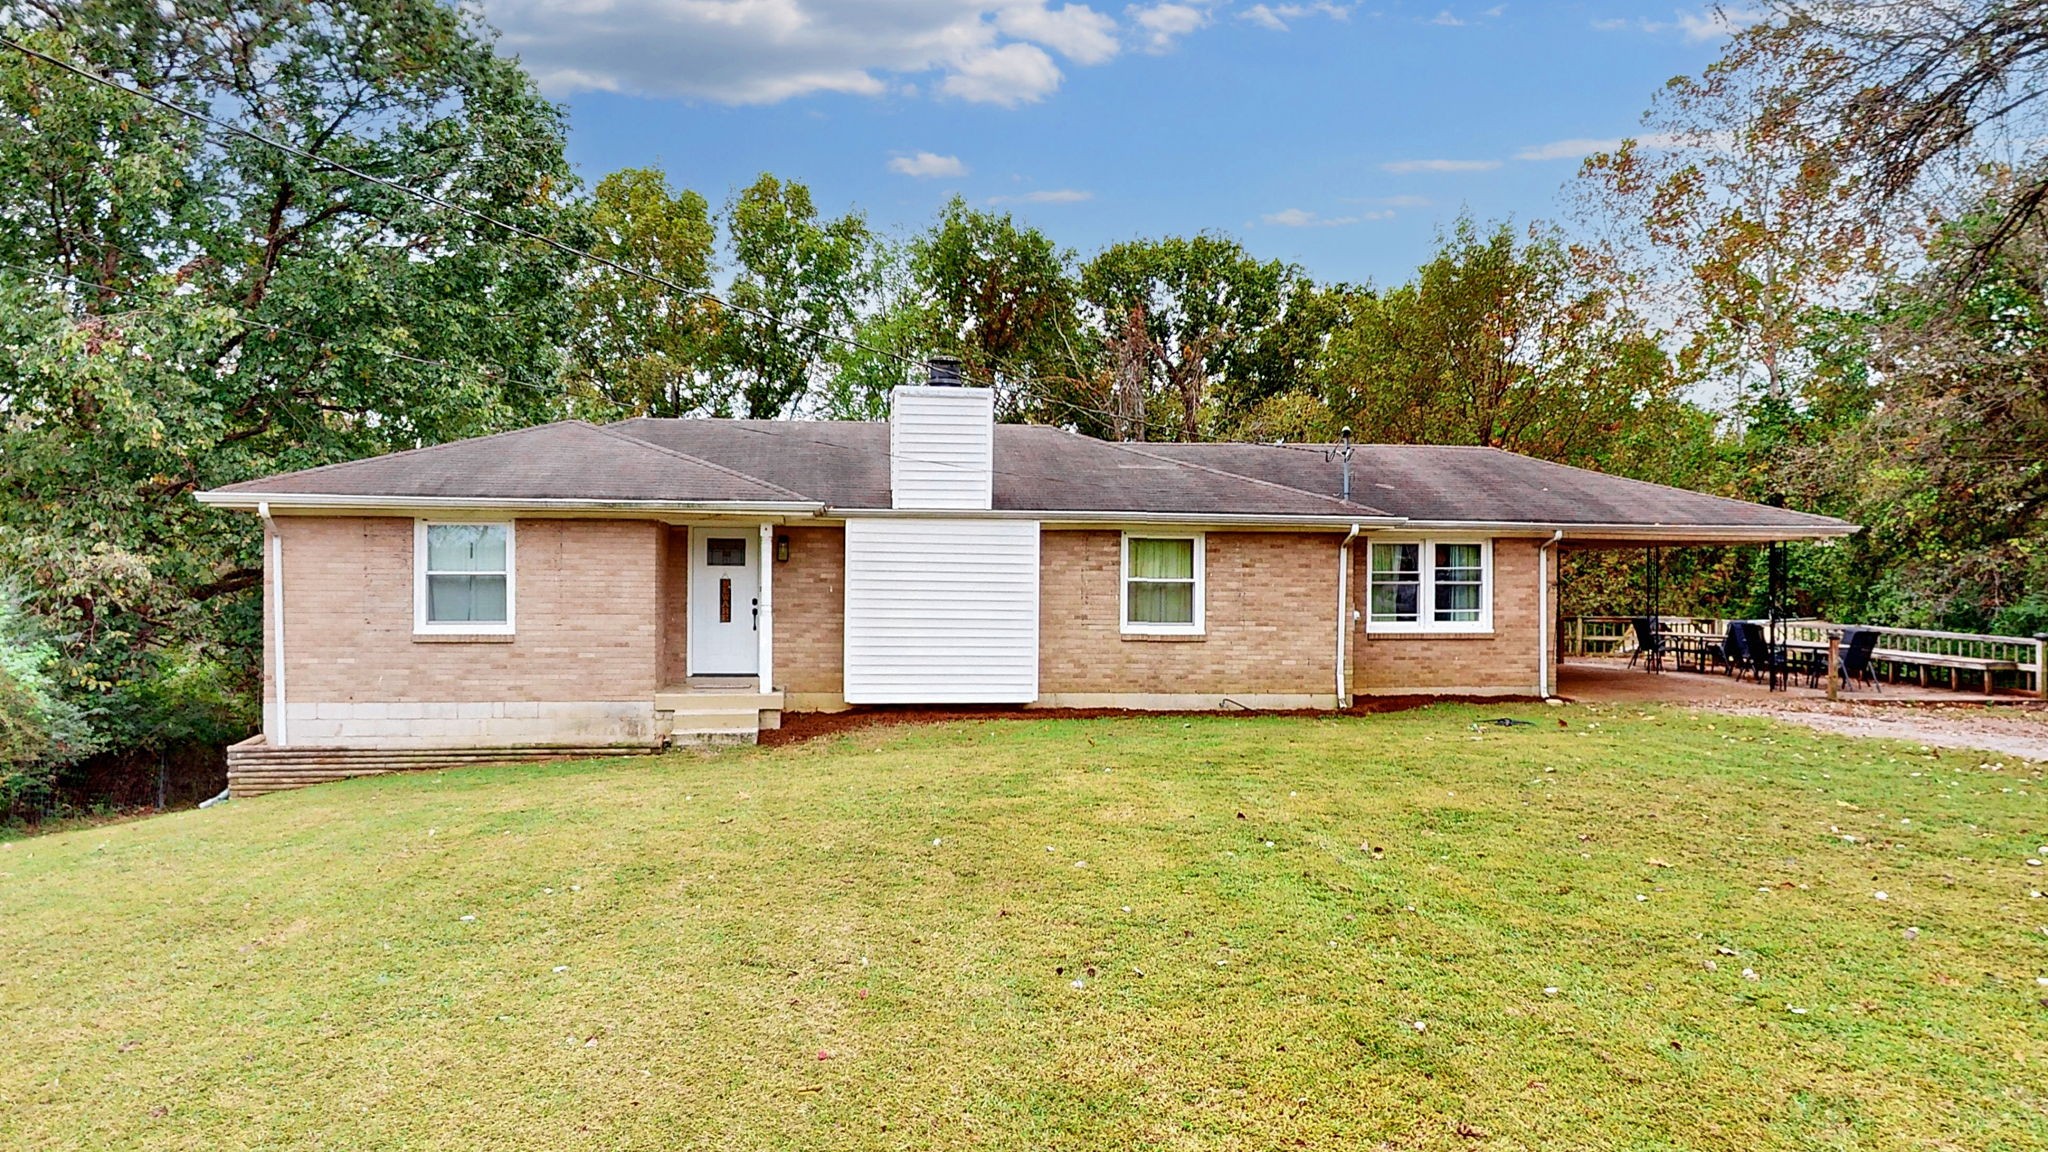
left=889, top=386, right=994, bottom=510
left=843, top=518, right=1039, bottom=703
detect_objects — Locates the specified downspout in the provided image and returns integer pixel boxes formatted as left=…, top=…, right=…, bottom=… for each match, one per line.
left=1336, top=523, right=1362, bottom=708
left=1537, top=530, right=1564, bottom=698
left=261, top=502, right=289, bottom=747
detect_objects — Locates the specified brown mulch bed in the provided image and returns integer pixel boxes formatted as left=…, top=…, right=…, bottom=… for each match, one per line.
left=759, top=695, right=1544, bottom=746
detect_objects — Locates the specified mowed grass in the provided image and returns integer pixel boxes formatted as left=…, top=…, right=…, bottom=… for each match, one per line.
left=4, top=705, right=2047, bottom=1151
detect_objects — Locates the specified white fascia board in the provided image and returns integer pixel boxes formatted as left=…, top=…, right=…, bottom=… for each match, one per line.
left=195, top=492, right=827, bottom=516
left=830, top=507, right=1404, bottom=530
left=1390, top=519, right=1859, bottom=542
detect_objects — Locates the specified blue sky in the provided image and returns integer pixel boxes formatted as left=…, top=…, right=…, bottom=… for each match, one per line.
left=480, top=0, right=1749, bottom=286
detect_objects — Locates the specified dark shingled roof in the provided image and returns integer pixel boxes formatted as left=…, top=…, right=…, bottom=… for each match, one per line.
left=208, top=417, right=1851, bottom=534
left=609, top=419, right=1389, bottom=517
left=209, top=421, right=811, bottom=504
left=1133, top=442, right=1850, bottom=530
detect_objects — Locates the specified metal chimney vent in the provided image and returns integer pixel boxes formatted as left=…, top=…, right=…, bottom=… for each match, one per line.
left=925, top=355, right=964, bottom=387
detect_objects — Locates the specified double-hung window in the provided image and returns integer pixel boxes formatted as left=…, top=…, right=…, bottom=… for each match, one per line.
left=1367, top=538, right=1491, bottom=633
left=1122, top=534, right=1204, bottom=635
left=415, top=521, right=515, bottom=634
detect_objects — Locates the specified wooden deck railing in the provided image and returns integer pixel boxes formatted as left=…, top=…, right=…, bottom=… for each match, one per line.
left=1561, top=616, right=2047, bottom=698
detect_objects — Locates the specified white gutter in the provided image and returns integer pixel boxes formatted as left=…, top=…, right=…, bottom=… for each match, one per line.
left=197, top=492, right=827, bottom=516
left=1537, top=530, right=1564, bottom=698
left=850, top=508, right=1406, bottom=529
left=1391, top=519, right=1857, bottom=541
left=1335, top=523, right=1362, bottom=707
left=260, top=501, right=288, bottom=748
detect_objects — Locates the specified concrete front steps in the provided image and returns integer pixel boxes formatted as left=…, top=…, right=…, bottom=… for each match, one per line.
left=225, top=738, right=660, bottom=797
left=654, top=683, right=783, bottom=746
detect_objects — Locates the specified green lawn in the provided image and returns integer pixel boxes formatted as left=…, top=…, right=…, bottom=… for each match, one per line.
left=3, top=705, right=2046, bottom=1150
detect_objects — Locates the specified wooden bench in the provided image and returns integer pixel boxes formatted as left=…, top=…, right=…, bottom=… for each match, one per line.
left=1873, top=650, right=2018, bottom=693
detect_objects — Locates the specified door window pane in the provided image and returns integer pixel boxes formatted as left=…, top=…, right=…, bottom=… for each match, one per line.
left=706, top=538, right=747, bottom=566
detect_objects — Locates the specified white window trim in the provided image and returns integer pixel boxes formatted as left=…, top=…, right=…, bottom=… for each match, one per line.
left=1120, top=532, right=1205, bottom=636
left=414, top=518, right=517, bottom=636
left=1366, top=536, right=1493, bottom=635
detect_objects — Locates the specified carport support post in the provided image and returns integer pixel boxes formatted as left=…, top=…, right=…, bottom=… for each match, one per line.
left=2034, top=634, right=2047, bottom=701
left=1825, top=629, right=1841, bottom=702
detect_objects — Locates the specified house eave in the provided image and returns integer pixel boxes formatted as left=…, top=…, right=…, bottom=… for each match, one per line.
left=194, top=491, right=828, bottom=516
left=1393, top=519, right=1859, bottom=543
left=833, top=507, right=1406, bottom=529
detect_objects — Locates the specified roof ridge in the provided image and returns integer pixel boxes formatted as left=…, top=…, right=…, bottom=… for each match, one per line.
left=1103, top=437, right=1393, bottom=517
left=587, top=422, right=814, bottom=502
left=214, top=420, right=595, bottom=492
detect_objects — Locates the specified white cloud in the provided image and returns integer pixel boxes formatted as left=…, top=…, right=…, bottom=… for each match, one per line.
left=998, top=2, right=1122, bottom=63
left=991, top=188, right=1095, bottom=203
left=1513, top=131, right=1721, bottom=161
left=1430, top=9, right=1464, bottom=25
left=1592, top=7, right=1766, bottom=42
left=1370, top=194, right=1433, bottom=207
left=1514, top=137, right=1624, bottom=161
left=1380, top=158, right=1502, bottom=173
left=1262, top=207, right=1389, bottom=227
left=484, top=0, right=1128, bottom=106
left=889, top=151, right=970, bottom=178
left=1237, top=1, right=1350, bottom=31
left=940, top=42, right=1065, bottom=104
left=1129, top=2, right=1211, bottom=52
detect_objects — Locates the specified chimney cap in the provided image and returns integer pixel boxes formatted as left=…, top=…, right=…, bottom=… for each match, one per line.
left=925, top=355, right=964, bottom=387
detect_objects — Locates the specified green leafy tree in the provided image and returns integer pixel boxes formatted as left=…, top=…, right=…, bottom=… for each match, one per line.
left=1318, top=218, right=1697, bottom=473
left=718, top=174, right=874, bottom=417
left=0, top=5, right=578, bottom=751
left=906, top=197, right=1088, bottom=413
left=1080, top=235, right=1294, bottom=441
left=565, top=167, right=719, bottom=418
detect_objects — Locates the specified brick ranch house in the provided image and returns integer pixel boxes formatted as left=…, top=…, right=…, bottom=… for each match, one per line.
left=197, top=368, right=1853, bottom=794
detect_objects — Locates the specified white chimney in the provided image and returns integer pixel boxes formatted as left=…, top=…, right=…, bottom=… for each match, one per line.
left=889, top=357, right=994, bottom=510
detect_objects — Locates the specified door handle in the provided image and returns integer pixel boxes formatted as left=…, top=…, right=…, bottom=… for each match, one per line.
left=752, top=598, right=759, bottom=631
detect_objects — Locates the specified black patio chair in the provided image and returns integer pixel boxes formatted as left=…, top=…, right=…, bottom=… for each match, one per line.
left=1733, top=621, right=1792, bottom=685
left=1837, top=628, right=1882, bottom=692
left=1628, top=616, right=1667, bottom=670
left=1715, top=625, right=1743, bottom=676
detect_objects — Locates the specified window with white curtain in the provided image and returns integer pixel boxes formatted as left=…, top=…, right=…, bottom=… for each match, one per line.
left=415, top=521, right=515, bottom=634
left=1367, top=538, right=1491, bottom=633
left=1122, top=534, right=1203, bottom=634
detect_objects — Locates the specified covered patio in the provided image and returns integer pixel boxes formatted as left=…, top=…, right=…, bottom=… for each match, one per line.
left=1554, top=533, right=2048, bottom=704
left=1556, top=658, right=2012, bottom=705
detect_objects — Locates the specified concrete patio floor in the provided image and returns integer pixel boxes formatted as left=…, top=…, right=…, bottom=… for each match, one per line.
left=1556, top=658, right=2010, bottom=705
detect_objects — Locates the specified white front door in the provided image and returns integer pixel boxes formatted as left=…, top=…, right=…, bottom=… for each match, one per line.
left=688, top=531, right=761, bottom=675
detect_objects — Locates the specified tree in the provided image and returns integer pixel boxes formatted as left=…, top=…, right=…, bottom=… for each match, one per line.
left=1079, top=235, right=1295, bottom=441
left=1317, top=218, right=1696, bottom=473
left=905, top=197, right=1087, bottom=413
left=564, top=167, right=718, bottom=418
left=718, top=174, right=874, bottom=418
left=1730, top=1, right=2048, bottom=289
left=1575, top=34, right=1885, bottom=413
left=0, top=5, right=578, bottom=751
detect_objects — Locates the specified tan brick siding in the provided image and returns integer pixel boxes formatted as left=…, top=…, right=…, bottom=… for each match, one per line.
left=659, top=526, right=687, bottom=686
left=775, top=526, right=844, bottom=694
left=265, top=516, right=663, bottom=708
left=1039, top=530, right=1341, bottom=696
left=1349, top=536, right=1542, bottom=695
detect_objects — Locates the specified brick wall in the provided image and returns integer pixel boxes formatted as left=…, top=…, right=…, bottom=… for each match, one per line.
left=659, top=526, right=687, bottom=686
left=1348, top=536, right=1543, bottom=695
left=263, top=516, right=663, bottom=743
left=775, top=526, right=845, bottom=696
left=1038, top=529, right=1341, bottom=698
